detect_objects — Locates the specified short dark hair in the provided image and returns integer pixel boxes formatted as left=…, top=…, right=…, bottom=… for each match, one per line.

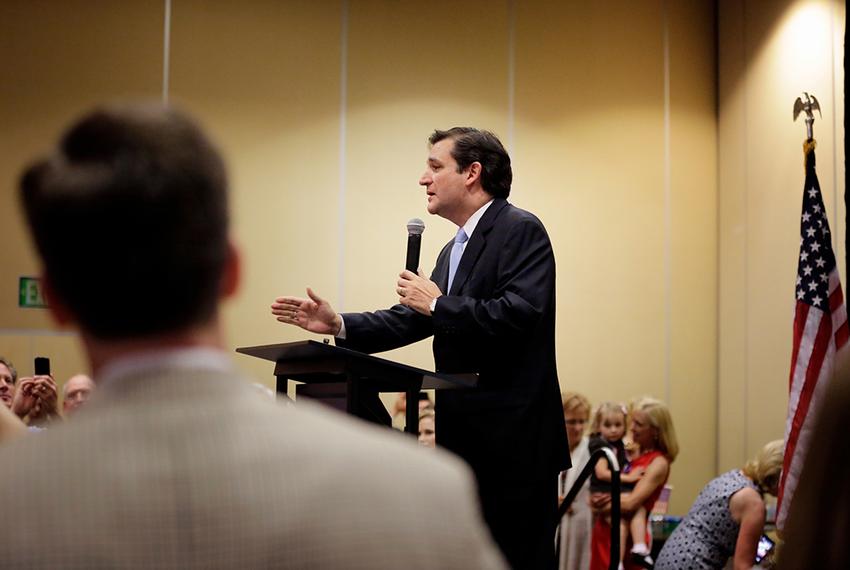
left=19, top=103, right=229, bottom=339
left=0, top=357, right=17, bottom=385
left=428, top=127, right=512, bottom=198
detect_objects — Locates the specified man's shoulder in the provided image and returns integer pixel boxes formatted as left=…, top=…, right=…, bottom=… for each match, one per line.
left=493, top=201, right=549, bottom=234
left=499, top=200, right=541, bottom=220
left=0, top=386, right=505, bottom=568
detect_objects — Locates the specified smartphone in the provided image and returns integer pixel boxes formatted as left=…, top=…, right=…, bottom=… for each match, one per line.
left=754, top=533, right=775, bottom=564
left=34, top=356, right=50, bottom=376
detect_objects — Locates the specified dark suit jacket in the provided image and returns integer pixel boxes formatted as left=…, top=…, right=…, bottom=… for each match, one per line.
left=338, top=198, right=569, bottom=485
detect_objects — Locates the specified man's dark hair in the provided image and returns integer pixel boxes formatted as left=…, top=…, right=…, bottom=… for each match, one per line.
left=0, top=357, right=17, bottom=385
left=19, top=104, right=229, bottom=340
left=428, top=127, right=512, bottom=199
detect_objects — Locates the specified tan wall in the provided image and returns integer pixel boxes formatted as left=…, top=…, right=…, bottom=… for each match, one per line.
left=0, top=0, right=163, bottom=384
left=718, top=0, right=845, bottom=474
left=0, top=0, right=725, bottom=515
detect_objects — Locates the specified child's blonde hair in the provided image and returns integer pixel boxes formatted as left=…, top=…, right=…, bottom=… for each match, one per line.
left=590, top=401, right=628, bottom=436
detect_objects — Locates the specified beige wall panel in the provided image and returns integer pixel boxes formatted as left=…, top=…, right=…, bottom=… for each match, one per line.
left=718, top=0, right=750, bottom=472
left=169, top=0, right=343, bottom=382
left=0, top=0, right=162, bottom=390
left=0, top=332, right=85, bottom=375
left=667, top=0, right=718, bottom=514
left=719, top=0, right=844, bottom=470
left=745, top=0, right=844, bottom=454
left=0, top=0, right=162, bottom=335
left=831, top=2, right=847, bottom=283
left=344, top=1, right=509, bottom=371
left=514, top=1, right=666, bottom=406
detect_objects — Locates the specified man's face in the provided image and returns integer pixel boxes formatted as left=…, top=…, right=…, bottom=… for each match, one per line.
left=63, top=374, right=94, bottom=415
left=0, top=364, right=14, bottom=409
left=419, top=138, right=468, bottom=223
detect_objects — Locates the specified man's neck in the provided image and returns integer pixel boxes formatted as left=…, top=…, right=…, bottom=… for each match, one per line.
left=83, top=320, right=226, bottom=379
left=449, top=191, right=494, bottom=227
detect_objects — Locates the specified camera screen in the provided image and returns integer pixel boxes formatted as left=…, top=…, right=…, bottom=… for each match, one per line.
left=755, top=534, right=775, bottom=564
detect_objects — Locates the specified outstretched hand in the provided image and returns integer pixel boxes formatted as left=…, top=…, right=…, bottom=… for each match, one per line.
left=271, top=288, right=342, bottom=336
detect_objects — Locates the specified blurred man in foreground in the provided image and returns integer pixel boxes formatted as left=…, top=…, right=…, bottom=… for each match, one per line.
left=0, top=103, right=505, bottom=569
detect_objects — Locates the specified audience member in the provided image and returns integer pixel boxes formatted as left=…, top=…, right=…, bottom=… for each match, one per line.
left=778, top=354, right=850, bottom=570
left=390, top=390, right=434, bottom=430
left=418, top=408, right=436, bottom=448
left=62, top=373, right=95, bottom=416
left=0, top=103, right=506, bottom=569
left=0, top=357, right=15, bottom=409
left=558, top=391, right=593, bottom=570
left=12, top=374, right=60, bottom=426
left=589, top=402, right=650, bottom=569
left=655, top=439, right=782, bottom=570
left=591, top=397, right=679, bottom=570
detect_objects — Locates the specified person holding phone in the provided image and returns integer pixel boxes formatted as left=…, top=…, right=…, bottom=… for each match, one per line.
left=655, top=440, right=783, bottom=570
left=10, top=357, right=60, bottom=427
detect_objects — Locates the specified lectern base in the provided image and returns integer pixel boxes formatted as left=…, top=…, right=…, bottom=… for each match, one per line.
left=295, top=381, right=391, bottom=428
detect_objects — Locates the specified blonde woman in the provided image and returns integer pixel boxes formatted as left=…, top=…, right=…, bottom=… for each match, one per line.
left=590, top=397, right=679, bottom=570
left=655, top=440, right=783, bottom=570
left=558, top=392, right=592, bottom=570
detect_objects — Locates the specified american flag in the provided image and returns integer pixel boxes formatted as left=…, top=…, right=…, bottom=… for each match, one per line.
left=776, top=144, right=849, bottom=530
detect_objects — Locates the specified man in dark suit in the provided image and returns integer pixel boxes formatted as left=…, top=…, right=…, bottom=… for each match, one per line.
left=273, top=127, right=569, bottom=569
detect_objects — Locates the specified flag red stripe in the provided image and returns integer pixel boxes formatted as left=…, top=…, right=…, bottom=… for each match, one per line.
left=787, top=302, right=810, bottom=392
left=828, top=286, right=849, bottom=347
left=829, top=286, right=843, bottom=312
left=836, top=323, right=849, bottom=347
left=778, top=309, right=831, bottom=515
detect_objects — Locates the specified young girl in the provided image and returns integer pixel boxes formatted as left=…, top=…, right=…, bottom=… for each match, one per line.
left=589, top=402, right=652, bottom=569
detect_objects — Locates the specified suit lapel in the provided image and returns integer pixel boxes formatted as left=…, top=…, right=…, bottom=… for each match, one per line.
left=449, top=199, right=509, bottom=295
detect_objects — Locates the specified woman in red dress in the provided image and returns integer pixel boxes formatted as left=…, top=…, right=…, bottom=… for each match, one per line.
left=589, top=397, right=679, bottom=570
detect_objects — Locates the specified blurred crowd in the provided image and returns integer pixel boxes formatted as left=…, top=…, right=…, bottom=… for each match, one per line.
left=0, top=356, right=94, bottom=439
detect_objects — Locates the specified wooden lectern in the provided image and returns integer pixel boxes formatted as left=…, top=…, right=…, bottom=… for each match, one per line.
left=236, top=340, right=476, bottom=434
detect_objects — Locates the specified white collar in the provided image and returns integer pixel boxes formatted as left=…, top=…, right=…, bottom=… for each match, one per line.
left=96, top=346, right=234, bottom=388
left=460, top=198, right=494, bottom=240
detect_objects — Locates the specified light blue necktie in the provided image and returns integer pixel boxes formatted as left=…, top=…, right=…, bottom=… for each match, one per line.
left=447, top=227, right=468, bottom=293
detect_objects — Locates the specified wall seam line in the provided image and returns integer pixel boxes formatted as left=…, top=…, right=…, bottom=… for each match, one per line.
left=663, top=0, right=672, bottom=406
left=742, top=0, right=750, bottom=467
left=162, top=0, right=171, bottom=103
left=507, top=0, right=516, bottom=155
left=338, top=0, right=349, bottom=312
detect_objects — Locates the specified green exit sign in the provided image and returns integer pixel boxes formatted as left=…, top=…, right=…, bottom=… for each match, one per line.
left=19, top=277, right=47, bottom=308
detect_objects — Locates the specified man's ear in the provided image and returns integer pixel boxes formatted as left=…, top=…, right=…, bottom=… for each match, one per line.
left=465, top=161, right=482, bottom=187
left=220, top=239, right=241, bottom=299
left=41, top=273, right=75, bottom=327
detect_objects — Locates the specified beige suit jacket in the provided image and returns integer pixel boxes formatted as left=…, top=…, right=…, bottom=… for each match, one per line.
left=0, top=365, right=506, bottom=569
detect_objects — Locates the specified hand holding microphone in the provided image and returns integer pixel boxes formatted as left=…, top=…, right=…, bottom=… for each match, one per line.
left=399, top=218, right=442, bottom=316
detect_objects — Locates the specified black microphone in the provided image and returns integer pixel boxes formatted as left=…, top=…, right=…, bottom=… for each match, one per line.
left=406, top=218, right=425, bottom=272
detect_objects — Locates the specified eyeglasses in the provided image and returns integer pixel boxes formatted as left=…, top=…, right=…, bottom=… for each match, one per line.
left=565, top=418, right=587, bottom=426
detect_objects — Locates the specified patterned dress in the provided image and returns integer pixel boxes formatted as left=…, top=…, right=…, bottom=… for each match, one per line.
left=655, top=470, right=757, bottom=569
